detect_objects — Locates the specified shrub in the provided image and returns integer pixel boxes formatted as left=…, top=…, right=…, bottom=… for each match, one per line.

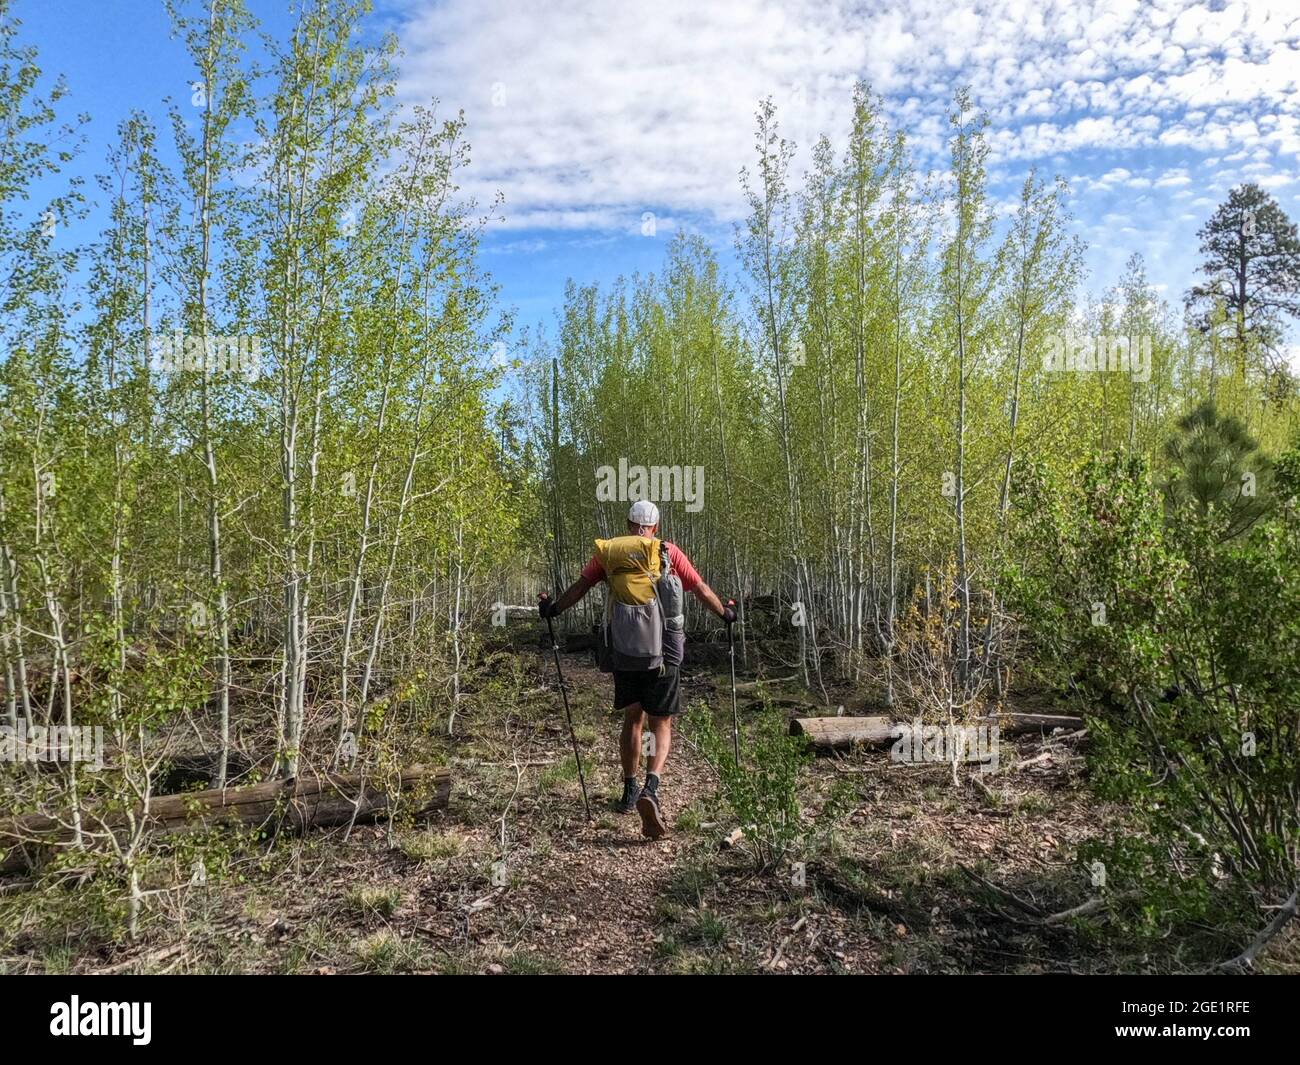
left=687, top=697, right=810, bottom=872
left=1007, top=448, right=1300, bottom=932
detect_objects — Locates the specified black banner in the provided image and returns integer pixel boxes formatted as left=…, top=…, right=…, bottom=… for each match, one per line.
left=2, top=974, right=1292, bottom=1050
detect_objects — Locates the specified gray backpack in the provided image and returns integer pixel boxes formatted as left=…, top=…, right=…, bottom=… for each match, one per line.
left=595, top=540, right=684, bottom=673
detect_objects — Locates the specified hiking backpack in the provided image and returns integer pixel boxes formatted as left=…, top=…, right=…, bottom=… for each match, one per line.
left=593, top=535, right=684, bottom=673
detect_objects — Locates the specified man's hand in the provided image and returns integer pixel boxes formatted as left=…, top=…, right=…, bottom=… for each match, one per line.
left=722, top=600, right=737, bottom=625
left=545, top=575, right=598, bottom=618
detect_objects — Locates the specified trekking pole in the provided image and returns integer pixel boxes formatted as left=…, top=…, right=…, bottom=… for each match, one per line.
left=539, top=593, right=592, bottom=821
left=726, top=599, right=740, bottom=765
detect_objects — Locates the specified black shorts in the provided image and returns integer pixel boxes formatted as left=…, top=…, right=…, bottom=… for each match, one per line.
left=614, top=666, right=681, bottom=717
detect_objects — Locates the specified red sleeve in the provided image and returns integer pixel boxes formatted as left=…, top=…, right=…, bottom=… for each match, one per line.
left=580, top=554, right=605, bottom=584
left=667, top=543, right=702, bottom=594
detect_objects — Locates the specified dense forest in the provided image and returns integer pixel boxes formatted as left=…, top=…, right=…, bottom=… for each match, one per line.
left=2, top=0, right=1299, bottom=978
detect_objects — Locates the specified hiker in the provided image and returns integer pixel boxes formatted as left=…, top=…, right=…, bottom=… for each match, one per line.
left=539, top=499, right=736, bottom=839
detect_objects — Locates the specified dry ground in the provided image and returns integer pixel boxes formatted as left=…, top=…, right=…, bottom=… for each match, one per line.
left=2, top=643, right=1296, bottom=975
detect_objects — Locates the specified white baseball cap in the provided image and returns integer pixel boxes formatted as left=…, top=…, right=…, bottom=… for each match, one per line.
left=628, top=500, right=660, bottom=526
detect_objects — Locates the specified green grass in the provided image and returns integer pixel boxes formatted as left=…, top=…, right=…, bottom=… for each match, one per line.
left=502, top=951, right=564, bottom=974
left=344, top=884, right=403, bottom=919
left=276, top=917, right=338, bottom=974
left=538, top=757, right=580, bottom=793
left=674, top=801, right=706, bottom=833
left=662, top=859, right=717, bottom=907
left=397, top=829, right=465, bottom=863
left=682, top=908, right=730, bottom=949
left=39, top=944, right=74, bottom=975
left=352, top=930, right=430, bottom=973
left=435, top=947, right=565, bottom=974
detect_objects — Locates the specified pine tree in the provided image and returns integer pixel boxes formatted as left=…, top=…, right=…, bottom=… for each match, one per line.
left=1185, top=183, right=1300, bottom=379
left=1162, top=400, right=1272, bottom=538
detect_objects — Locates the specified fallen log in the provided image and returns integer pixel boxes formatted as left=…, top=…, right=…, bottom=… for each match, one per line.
left=561, top=632, right=596, bottom=653
left=0, top=765, right=451, bottom=875
left=733, top=674, right=800, bottom=691
left=789, top=716, right=896, bottom=749
left=790, top=712, right=1086, bottom=751
left=976, top=713, right=1085, bottom=736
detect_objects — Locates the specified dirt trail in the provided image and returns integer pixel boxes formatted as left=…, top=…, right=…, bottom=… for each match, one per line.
left=418, top=654, right=722, bottom=974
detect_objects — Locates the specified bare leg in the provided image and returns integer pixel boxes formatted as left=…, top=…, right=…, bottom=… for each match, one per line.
left=646, top=714, right=672, bottom=776
left=620, top=703, right=644, bottom=778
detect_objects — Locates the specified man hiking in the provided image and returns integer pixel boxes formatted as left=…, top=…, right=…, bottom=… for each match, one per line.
left=539, top=499, right=736, bottom=839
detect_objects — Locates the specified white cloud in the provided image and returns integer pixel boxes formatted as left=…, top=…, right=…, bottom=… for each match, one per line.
left=392, top=0, right=1300, bottom=231
left=485, top=238, right=550, bottom=255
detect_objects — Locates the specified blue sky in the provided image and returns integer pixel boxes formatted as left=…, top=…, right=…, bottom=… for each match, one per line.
left=17, top=0, right=1300, bottom=349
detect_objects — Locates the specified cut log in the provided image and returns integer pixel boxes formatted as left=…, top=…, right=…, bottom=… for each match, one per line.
left=789, top=716, right=896, bottom=749
left=976, top=713, right=1085, bottom=736
left=791, top=712, right=1086, bottom=751
left=0, top=765, right=451, bottom=875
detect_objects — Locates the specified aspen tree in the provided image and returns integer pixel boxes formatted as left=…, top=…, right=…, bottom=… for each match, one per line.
left=166, top=0, right=256, bottom=787
left=738, top=99, right=826, bottom=698
left=937, top=90, right=997, bottom=695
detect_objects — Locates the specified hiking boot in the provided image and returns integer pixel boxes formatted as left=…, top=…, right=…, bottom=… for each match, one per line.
left=615, top=778, right=641, bottom=814
left=636, top=789, right=668, bottom=840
